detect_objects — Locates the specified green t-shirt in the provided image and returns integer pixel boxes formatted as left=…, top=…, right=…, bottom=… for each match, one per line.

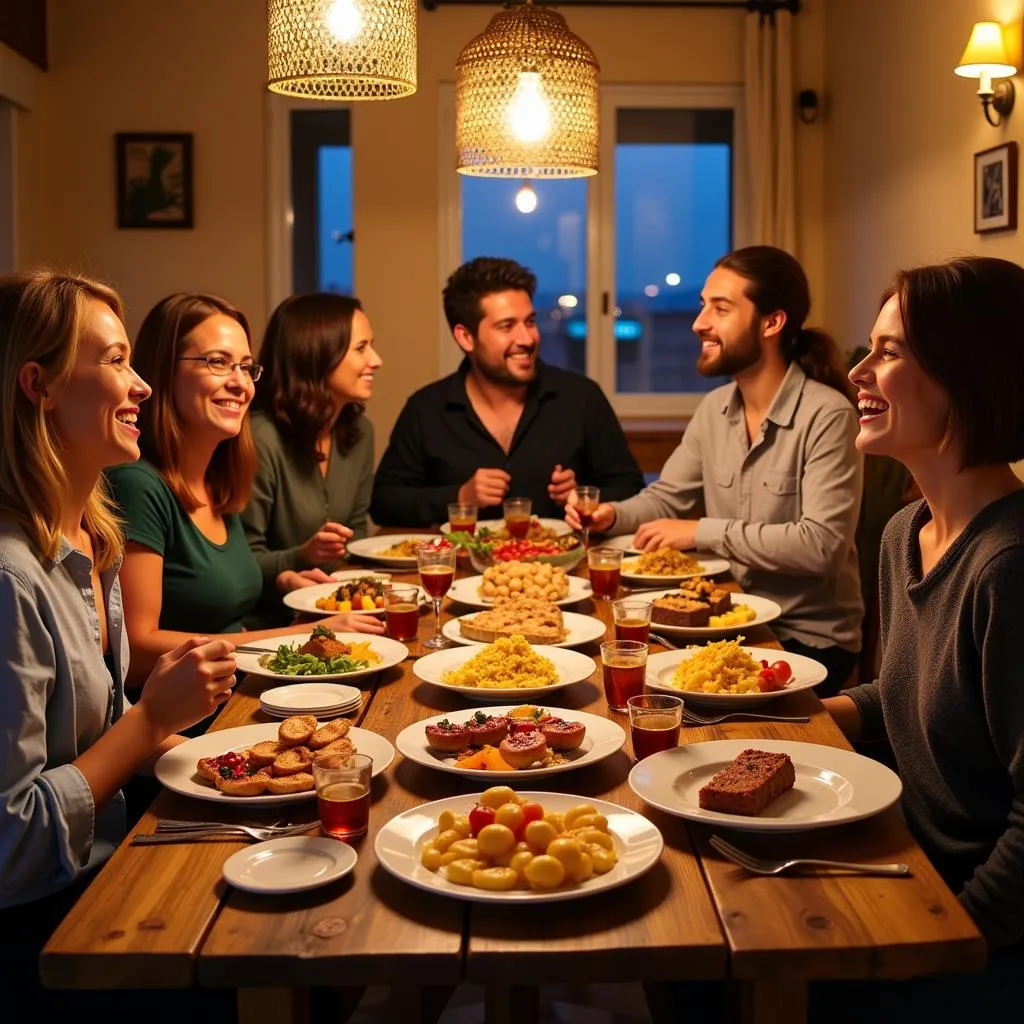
left=107, top=461, right=263, bottom=634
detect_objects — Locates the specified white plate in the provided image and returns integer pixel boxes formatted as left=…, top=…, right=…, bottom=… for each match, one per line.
left=601, top=535, right=642, bottom=554
left=440, top=517, right=572, bottom=538
left=259, top=682, right=362, bottom=712
left=628, top=739, right=902, bottom=832
left=154, top=723, right=395, bottom=805
left=236, top=631, right=409, bottom=682
left=223, top=836, right=357, bottom=894
left=619, top=552, right=731, bottom=584
left=375, top=791, right=662, bottom=902
left=645, top=592, right=782, bottom=639
left=260, top=703, right=360, bottom=720
left=441, top=610, right=607, bottom=650
left=344, top=535, right=439, bottom=567
left=283, top=578, right=428, bottom=617
left=413, top=644, right=597, bottom=703
left=395, top=706, right=626, bottom=780
left=447, top=574, right=592, bottom=609
left=644, top=646, right=826, bottom=709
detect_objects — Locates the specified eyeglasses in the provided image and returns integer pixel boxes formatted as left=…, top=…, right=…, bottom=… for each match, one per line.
left=177, top=355, right=263, bottom=382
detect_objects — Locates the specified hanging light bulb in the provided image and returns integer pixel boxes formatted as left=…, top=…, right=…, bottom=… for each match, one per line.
left=515, top=182, right=538, bottom=214
left=507, top=72, right=551, bottom=143
left=325, top=0, right=363, bottom=42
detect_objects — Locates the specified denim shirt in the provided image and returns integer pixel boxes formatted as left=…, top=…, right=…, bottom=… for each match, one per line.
left=609, top=363, right=864, bottom=651
left=0, top=522, right=129, bottom=908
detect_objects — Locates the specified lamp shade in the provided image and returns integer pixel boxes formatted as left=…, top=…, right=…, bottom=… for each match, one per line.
left=955, top=21, right=1017, bottom=79
left=267, top=0, right=417, bottom=100
left=456, top=1, right=600, bottom=178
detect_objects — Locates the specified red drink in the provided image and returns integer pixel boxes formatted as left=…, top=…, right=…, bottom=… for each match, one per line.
left=631, top=714, right=681, bottom=760
left=505, top=515, right=530, bottom=538
left=615, top=618, right=650, bottom=644
left=386, top=602, right=419, bottom=641
left=420, top=565, right=455, bottom=598
left=590, top=565, right=621, bottom=599
left=449, top=517, right=476, bottom=535
left=578, top=509, right=594, bottom=529
left=602, top=659, right=645, bottom=711
left=317, top=781, right=370, bottom=839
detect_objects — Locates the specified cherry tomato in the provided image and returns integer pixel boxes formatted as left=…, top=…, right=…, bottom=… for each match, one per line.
left=469, top=803, right=496, bottom=837
left=520, top=802, right=545, bottom=828
left=770, top=660, right=792, bottom=684
left=757, top=668, right=785, bottom=693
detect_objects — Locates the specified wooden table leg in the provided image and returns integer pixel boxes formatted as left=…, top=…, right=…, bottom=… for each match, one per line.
left=484, top=984, right=539, bottom=1024
left=738, top=979, right=807, bottom=1024
left=237, top=987, right=310, bottom=1024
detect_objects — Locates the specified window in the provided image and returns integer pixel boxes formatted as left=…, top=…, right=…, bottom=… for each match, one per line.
left=445, top=85, right=746, bottom=415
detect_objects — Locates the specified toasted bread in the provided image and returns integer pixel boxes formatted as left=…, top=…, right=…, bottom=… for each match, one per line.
left=265, top=771, right=315, bottom=795
left=316, top=736, right=356, bottom=759
left=196, top=756, right=221, bottom=783
left=309, top=717, right=351, bottom=750
left=278, top=715, right=317, bottom=746
left=214, top=768, right=271, bottom=796
left=249, top=740, right=288, bottom=767
left=273, top=745, right=313, bottom=776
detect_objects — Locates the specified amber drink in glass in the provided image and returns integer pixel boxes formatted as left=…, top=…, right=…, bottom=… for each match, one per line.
left=384, top=583, right=420, bottom=642
left=313, top=753, right=373, bottom=840
left=600, top=639, right=648, bottom=712
left=627, top=694, right=683, bottom=760
left=417, top=542, right=456, bottom=649
left=588, top=546, right=623, bottom=599
left=613, top=598, right=652, bottom=644
left=503, top=497, right=532, bottom=539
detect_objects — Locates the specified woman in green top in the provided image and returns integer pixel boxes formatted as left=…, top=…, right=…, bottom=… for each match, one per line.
left=242, top=293, right=383, bottom=627
left=108, top=293, right=383, bottom=688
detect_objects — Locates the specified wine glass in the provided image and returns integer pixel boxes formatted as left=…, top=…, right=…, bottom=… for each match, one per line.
left=573, top=485, right=601, bottom=550
left=416, top=542, right=457, bottom=649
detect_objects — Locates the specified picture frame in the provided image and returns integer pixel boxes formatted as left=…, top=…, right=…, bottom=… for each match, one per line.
left=974, top=141, right=1018, bottom=234
left=115, top=132, right=194, bottom=229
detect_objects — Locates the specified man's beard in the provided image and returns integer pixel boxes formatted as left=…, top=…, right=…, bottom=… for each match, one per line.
left=696, top=330, right=761, bottom=378
left=474, top=350, right=538, bottom=387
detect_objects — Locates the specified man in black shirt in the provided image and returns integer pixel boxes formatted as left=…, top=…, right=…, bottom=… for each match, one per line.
left=370, top=257, right=644, bottom=527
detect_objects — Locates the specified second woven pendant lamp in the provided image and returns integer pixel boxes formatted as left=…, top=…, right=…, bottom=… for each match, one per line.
left=455, top=0, right=600, bottom=178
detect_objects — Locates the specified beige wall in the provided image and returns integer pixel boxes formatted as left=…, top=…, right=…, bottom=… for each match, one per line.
left=823, top=0, right=1023, bottom=352
left=14, top=1, right=831, bottom=456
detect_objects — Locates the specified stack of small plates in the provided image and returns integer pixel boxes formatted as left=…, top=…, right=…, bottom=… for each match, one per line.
left=259, top=682, right=362, bottom=720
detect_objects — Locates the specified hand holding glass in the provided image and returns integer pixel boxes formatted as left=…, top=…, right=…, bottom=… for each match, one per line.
left=417, top=543, right=456, bottom=649
left=572, top=485, right=600, bottom=549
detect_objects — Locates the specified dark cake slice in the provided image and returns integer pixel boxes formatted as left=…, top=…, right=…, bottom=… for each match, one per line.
left=651, top=594, right=710, bottom=627
left=698, top=748, right=796, bottom=816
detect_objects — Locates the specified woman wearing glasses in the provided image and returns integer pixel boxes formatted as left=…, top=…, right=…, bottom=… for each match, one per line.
left=107, top=293, right=382, bottom=689
left=241, top=293, right=383, bottom=627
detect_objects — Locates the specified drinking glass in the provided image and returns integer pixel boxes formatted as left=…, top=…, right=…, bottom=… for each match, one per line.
left=612, top=598, right=653, bottom=644
left=588, top=545, right=623, bottom=599
left=573, top=485, right=601, bottom=549
left=417, top=543, right=456, bottom=648
left=600, top=639, right=648, bottom=712
left=447, top=502, right=478, bottom=536
left=384, top=583, right=420, bottom=642
left=313, top=752, right=373, bottom=840
left=627, top=694, right=683, bottom=760
left=503, top=497, right=532, bottom=538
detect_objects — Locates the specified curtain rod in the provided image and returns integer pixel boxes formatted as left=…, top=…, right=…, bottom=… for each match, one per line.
left=421, top=1, right=801, bottom=12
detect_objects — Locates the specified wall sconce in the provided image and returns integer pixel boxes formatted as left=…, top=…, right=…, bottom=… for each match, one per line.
left=955, top=21, right=1017, bottom=127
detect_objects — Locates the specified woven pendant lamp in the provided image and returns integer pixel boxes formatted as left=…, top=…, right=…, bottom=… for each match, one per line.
left=456, top=0, right=600, bottom=177
left=267, top=0, right=417, bottom=100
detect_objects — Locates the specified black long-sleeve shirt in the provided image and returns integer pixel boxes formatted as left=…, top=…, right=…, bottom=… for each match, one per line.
left=370, top=360, right=645, bottom=527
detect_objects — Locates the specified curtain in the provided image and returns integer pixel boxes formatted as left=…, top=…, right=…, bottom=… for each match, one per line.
left=745, top=7, right=796, bottom=252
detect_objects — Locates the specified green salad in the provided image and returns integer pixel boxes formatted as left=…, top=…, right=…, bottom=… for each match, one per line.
left=259, top=645, right=370, bottom=676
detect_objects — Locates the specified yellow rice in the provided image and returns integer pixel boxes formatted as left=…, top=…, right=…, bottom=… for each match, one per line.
left=442, top=634, right=559, bottom=690
left=670, top=638, right=761, bottom=694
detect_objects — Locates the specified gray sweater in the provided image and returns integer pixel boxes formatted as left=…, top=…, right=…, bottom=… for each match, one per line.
left=846, top=491, right=1024, bottom=947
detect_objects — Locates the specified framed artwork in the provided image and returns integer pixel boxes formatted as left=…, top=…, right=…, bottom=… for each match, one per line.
left=115, top=132, right=194, bottom=229
left=974, top=141, right=1018, bottom=234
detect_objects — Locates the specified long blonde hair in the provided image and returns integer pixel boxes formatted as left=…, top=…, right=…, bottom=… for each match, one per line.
left=0, top=269, right=127, bottom=569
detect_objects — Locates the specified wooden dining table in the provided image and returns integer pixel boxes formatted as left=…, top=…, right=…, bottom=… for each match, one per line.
left=41, top=547, right=986, bottom=1024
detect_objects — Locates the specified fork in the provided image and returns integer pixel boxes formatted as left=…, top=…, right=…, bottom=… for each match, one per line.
left=155, top=818, right=294, bottom=832
left=648, top=632, right=682, bottom=650
left=133, top=823, right=313, bottom=845
left=709, top=835, right=910, bottom=877
left=683, top=708, right=810, bottom=725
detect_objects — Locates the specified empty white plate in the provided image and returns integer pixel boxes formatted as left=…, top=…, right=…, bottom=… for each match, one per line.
left=222, top=836, right=357, bottom=894
left=260, top=701, right=361, bottom=720
left=260, top=682, right=361, bottom=712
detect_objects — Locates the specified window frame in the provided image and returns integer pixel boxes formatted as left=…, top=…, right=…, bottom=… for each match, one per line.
left=438, top=83, right=748, bottom=414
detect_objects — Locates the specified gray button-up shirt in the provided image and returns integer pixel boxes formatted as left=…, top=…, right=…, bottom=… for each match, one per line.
left=0, top=522, right=129, bottom=908
left=610, top=363, right=864, bottom=651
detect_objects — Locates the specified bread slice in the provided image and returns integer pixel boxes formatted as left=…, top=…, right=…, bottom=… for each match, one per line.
left=698, top=749, right=795, bottom=816
left=678, top=577, right=732, bottom=616
left=459, top=594, right=566, bottom=644
left=651, top=594, right=710, bottom=627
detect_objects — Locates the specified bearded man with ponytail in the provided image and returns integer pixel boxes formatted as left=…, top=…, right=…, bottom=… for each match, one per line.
left=567, top=246, right=863, bottom=694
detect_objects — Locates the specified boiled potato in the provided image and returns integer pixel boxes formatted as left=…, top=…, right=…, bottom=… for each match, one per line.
left=481, top=786, right=517, bottom=810
left=476, top=823, right=516, bottom=858
left=524, top=854, right=565, bottom=890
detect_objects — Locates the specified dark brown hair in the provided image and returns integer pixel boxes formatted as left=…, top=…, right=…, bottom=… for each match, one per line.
left=252, top=293, right=365, bottom=460
left=885, top=257, right=1024, bottom=468
left=442, top=256, right=537, bottom=335
left=133, top=293, right=257, bottom=515
left=717, top=246, right=854, bottom=401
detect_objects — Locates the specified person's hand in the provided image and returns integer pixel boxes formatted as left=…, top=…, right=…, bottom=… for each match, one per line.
left=137, top=637, right=237, bottom=736
left=276, top=568, right=334, bottom=593
left=547, top=464, right=577, bottom=506
left=458, top=468, right=511, bottom=509
left=320, top=612, right=386, bottom=635
left=564, top=500, right=616, bottom=533
left=633, top=519, right=699, bottom=552
left=298, top=521, right=352, bottom=567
